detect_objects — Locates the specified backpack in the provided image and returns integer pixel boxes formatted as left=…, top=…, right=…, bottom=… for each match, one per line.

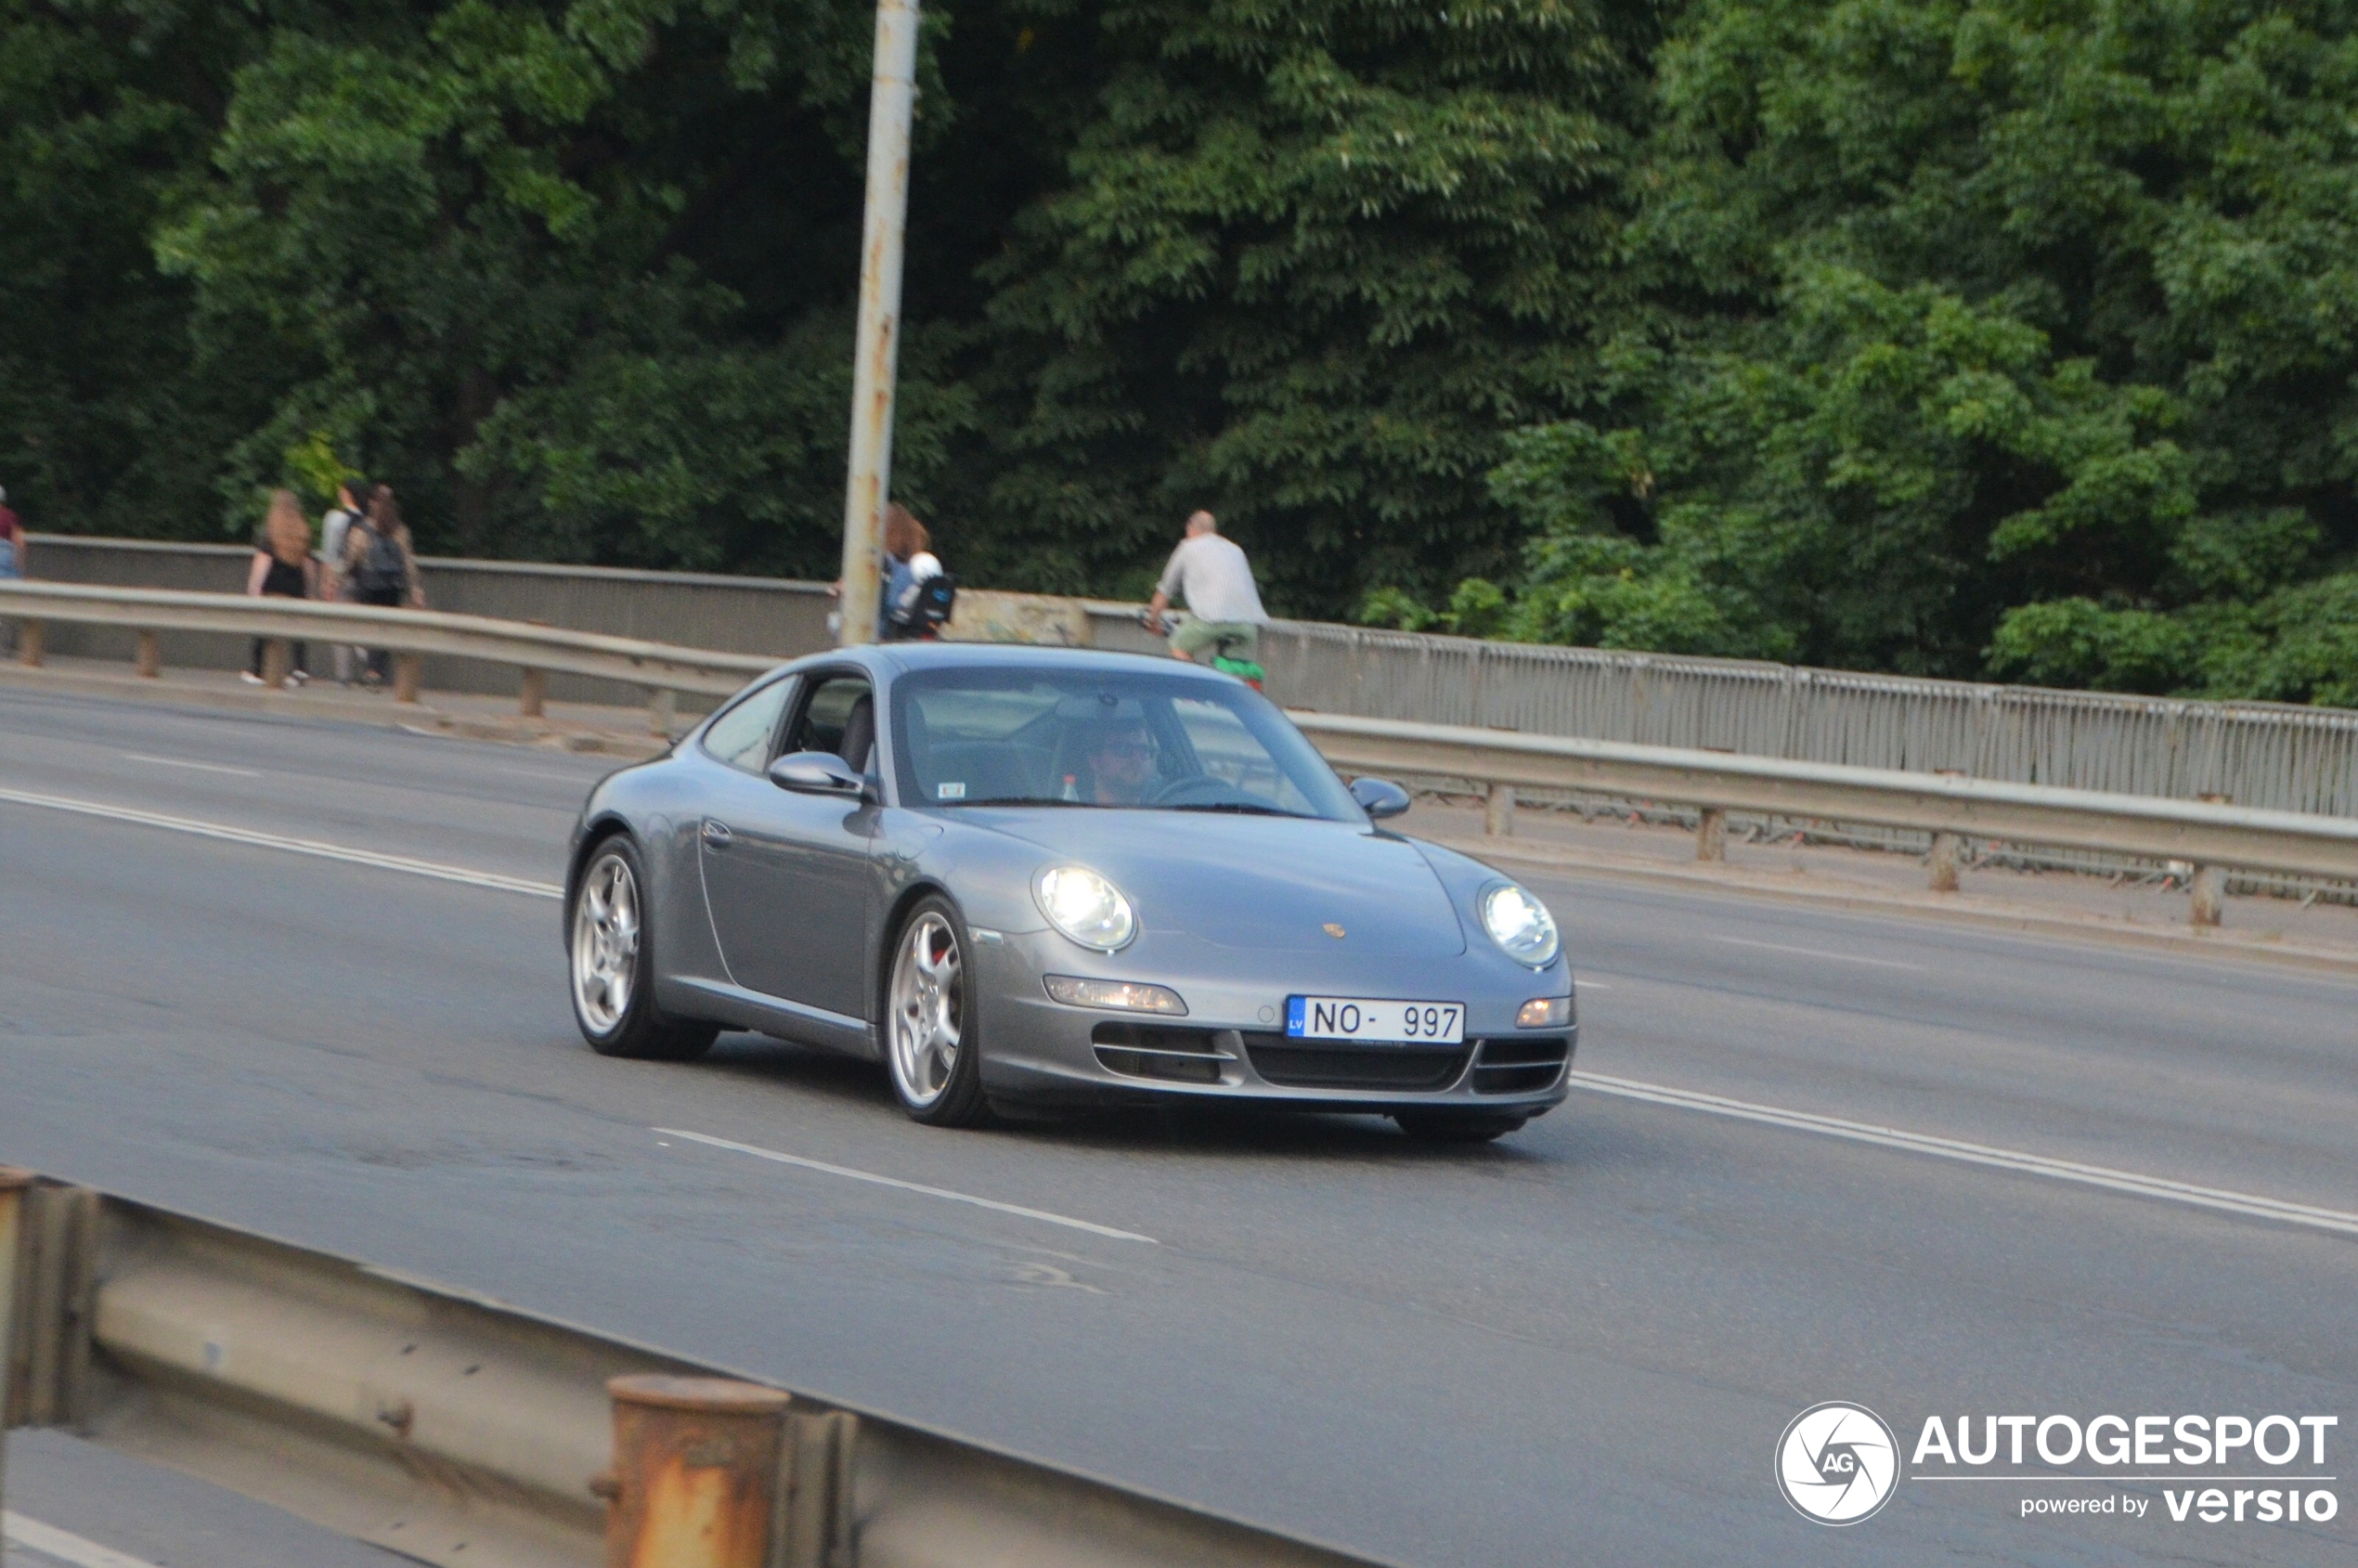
left=350, top=521, right=408, bottom=596
left=893, top=571, right=957, bottom=634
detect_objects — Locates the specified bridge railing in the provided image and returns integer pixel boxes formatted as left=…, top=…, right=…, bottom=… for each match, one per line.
left=6, top=579, right=2355, bottom=923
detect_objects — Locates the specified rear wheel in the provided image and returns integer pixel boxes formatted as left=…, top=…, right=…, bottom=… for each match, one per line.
left=569, top=836, right=716, bottom=1061
left=1393, top=1110, right=1528, bottom=1144
left=885, top=896, right=990, bottom=1126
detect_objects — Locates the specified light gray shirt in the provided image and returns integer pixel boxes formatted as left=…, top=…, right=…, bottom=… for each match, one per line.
left=320, top=508, right=359, bottom=570
left=1156, top=534, right=1267, bottom=625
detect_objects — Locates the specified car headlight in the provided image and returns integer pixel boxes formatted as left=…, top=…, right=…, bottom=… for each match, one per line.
left=1481, top=883, right=1560, bottom=967
left=1033, top=865, right=1137, bottom=952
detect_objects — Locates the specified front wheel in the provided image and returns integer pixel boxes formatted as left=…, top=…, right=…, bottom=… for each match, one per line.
left=1393, top=1110, right=1527, bottom=1144
left=569, top=836, right=716, bottom=1061
left=884, top=896, right=990, bottom=1126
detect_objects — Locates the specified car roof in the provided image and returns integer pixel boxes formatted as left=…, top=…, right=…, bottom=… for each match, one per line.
left=867, top=641, right=1230, bottom=684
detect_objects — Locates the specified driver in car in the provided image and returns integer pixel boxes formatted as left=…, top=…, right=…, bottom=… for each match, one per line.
left=1083, top=719, right=1158, bottom=806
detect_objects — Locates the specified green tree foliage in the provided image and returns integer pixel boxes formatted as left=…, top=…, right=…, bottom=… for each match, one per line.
left=0, top=0, right=270, bottom=535
left=974, top=0, right=1662, bottom=605
left=4, top=0, right=2353, bottom=706
left=1446, top=0, right=2358, bottom=701
left=151, top=0, right=984, bottom=570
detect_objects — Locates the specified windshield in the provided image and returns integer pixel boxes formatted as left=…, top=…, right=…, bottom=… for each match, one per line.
left=889, top=666, right=1360, bottom=821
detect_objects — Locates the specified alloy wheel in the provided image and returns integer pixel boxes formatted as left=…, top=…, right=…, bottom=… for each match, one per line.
left=888, top=912, right=964, bottom=1108
left=572, top=852, right=639, bottom=1034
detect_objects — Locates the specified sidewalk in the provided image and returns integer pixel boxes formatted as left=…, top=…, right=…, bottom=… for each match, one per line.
left=0, top=652, right=675, bottom=758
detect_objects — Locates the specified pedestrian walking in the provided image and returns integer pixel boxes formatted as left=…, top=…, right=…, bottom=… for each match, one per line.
left=339, top=485, right=424, bottom=686
left=0, top=485, right=22, bottom=580
left=0, top=484, right=23, bottom=656
left=1144, top=511, right=1267, bottom=679
left=879, top=504, right=952, bottom=641
left=317, top=474, right=369, bottom=685
left=241, top=489, right=318, bottom=686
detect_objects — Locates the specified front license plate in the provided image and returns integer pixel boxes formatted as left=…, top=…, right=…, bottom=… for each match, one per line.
left=1286, top=996, right=1465, bottom=1044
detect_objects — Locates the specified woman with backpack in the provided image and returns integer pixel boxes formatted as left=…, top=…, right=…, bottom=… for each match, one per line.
left=334, top=484, right=425, bottom=686
left=879, top=505, right=952, bottom=641
left=240, top=489, right=318, bottom=686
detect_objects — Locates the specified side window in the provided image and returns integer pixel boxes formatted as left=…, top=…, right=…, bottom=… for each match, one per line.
left=787, top=675, right=876, bottom=771
left=702, top=677, right=797, bottom=773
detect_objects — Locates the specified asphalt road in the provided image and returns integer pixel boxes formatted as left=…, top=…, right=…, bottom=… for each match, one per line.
left=1, top=685, right=2352, bottom=1568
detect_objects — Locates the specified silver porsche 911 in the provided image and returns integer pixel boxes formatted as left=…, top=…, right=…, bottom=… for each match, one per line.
left=564, top=643, right=1574, bottom=1141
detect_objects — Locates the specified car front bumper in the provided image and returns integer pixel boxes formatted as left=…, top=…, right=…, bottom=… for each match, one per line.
left=967, top=925, right=1576, bottom=1114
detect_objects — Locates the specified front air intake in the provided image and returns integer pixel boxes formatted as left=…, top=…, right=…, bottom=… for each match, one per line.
left=1470, top=1035, right=1573, bottom=1094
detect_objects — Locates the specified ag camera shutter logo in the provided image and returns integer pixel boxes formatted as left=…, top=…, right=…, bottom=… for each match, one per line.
left=1777, top=1402, right=1901, bottom=1524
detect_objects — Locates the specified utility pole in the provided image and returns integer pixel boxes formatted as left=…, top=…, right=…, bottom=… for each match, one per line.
left=836, top=0, right=921, bottom=647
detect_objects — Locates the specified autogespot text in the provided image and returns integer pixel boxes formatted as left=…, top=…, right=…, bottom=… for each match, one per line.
left=1911, top=1413, right=2339, bottom=1525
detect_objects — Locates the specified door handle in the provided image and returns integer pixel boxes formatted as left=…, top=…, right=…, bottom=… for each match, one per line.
left=701, top=819, right=733, bottom=848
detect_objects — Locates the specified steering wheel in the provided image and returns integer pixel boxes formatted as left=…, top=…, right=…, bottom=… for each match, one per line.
left=1148, top=773, right=1244, bottom=808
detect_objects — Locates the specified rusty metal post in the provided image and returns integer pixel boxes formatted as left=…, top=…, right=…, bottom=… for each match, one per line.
left=1927, top=831, right=1961, bottom=892
left=519, top=667, right=546, bottom=718
left=649, top=687, right=677, bottom=738
left=603, top=1375, right=791, bottom=1568
left=0, top=1168, right=31, bottom=1523
left=1484, top=783, right=1515, bottom=837
left=2189, top=864, right=2224, bottom=927
left=17, top=619, right=42, bottom=667
left=1695, top=808, right=1727, bottom=862
left=261, top=638, right=292, bottom=688
left=136, top=629, right=161, bottom=678
left=393, top=653, right=422, bottom=704
left=836, top=0, right=923, bottom=649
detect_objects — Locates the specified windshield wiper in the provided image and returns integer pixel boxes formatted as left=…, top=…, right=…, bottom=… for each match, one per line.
left=1165, top=801, right=1310, bottom=817
left=942, top=796, right=1106, bottom=809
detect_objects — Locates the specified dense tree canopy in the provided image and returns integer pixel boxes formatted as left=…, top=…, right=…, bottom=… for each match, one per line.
left=1, top=0, right=2352, bottom=703
left=1448, top=0, right=2358, bottom=703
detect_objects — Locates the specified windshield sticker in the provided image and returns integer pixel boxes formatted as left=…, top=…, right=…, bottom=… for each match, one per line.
left=937, top=782, right=967, bottom=799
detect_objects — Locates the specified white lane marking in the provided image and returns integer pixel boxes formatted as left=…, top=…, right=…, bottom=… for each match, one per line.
left=121, top=751, right=261, bottom=777
left=0, top=786, right=561, bottom=900
left=1572, top=1072, right=2358, bottom=1238
left=4, top=1512, right=165, bottom=1568
left=1713, top=936, right=1924, bottom=970
left=1575, top=979, right=1612, bottom=991
left=656, top=1127, right=1159, bottom=1245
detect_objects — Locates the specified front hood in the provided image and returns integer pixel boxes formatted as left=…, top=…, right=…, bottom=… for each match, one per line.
left=975, top=810, right=1467, bottom=957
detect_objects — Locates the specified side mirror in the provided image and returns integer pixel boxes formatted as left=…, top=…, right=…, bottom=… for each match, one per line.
left=1350, top=776, right=1412, bottom=821
left=769, top=750, right=875, bottom=800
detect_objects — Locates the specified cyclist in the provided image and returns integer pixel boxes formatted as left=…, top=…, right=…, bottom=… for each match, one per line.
left=1144, top=511, right=1267, bottom=684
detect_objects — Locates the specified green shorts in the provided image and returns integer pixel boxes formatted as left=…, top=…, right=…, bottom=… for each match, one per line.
left=1171, top=618, right=1261, bottom=658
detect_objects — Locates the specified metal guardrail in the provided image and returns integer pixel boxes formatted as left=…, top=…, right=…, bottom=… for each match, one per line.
left=0, top=580, right=779, bottom=725
left=1293, top=713, right=2358, bottom=888
left=0, top=1171, right=1386, bottom=1568
left=6, top=580, right=2354, bottom=921
left=26, top=535, right=2358, bottom=819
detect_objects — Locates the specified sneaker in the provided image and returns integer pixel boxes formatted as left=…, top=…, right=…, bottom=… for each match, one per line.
left=289, top=669, right=311, bottom=686
left=239, top=671, right=266, bottom=685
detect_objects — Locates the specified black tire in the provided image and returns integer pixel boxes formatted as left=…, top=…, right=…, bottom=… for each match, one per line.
left=568, top=836, right=717, bottom=1061
left=1393, top=1110, right=1528, bottom=1144
left=882, top=895, right=991, bottom=1127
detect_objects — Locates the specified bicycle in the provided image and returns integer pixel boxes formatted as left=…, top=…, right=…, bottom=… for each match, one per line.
left=1142, top=609, right=1265, bottom=691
